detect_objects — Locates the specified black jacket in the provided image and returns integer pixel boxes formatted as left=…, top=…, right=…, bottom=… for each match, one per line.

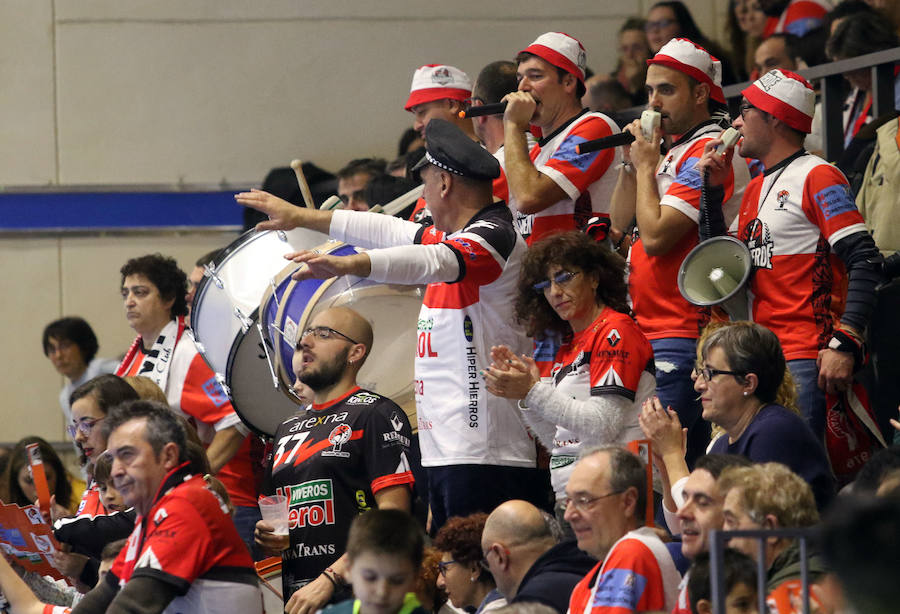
left=512, top=540, right=597, bottom=614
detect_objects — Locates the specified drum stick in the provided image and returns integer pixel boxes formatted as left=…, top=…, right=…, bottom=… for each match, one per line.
left=290, top=159, right=316, bottom=210
left=381, top=185, right=424, bottom=217
left=321, top=195, right=343, bottom=211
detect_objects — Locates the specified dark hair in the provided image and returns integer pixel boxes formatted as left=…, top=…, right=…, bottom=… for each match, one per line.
left=765, top=33, right=803, bottom=63
left=620, top=16, right=647, bottom=33
left=337, top=158, right=387, bottom=181
left=433, top=513, right=493, bottom=585
left=363, top=174, right=417, bottom=209
left=346, top=509, right=425, bottom=568
left=853, top=446, right=900, bottom=494
left=593, top=446, right=648, bottom=522
left=687, top=549, right=757, bottom=614
left=700, top=321, right=786, bottom=404
left=650, top=2, right=737, bottom=83
left=397, top=129, right=423, bottom=157
left=194, top=249, right=221, bottom=268
left=820, top=495, right=900, bottom=614
left=826, top=10, right=900, bottom=61
left=93, top=451, right=113, bottom=485
left=514, top=52, right=587, bottom=99
left=70, top=374, right=140, bottom=415
left=102, top=400, right=188, bottom=464
left=822, top=0, right=877, bottom=37
left=120, top=254, right=188, bottom=318
left=473, top=61, right=519, bottom=105
left=515, top=231, right=630, bottom=339
left=694, top=453, right=752, bottom=480
left=42, top=317, right=100, bottom=364
left=0, top=437, right=73, bottom=509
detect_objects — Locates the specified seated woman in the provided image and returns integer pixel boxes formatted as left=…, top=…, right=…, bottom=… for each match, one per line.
left=0, top=437, right=78, bottom=513
left=483, top=231, right=654, bottom=518
left=644, top=321, right=835, bottom=511
left=433, top=514, right=504, bottom=614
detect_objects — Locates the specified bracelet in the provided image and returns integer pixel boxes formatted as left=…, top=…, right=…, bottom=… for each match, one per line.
left=618, top=161, right=634, bottom=174
left=827, top=329, right=867, bottom=371
left=321, top=570, right=339, bottom=590
left=325, top=566, right=346, bottom=586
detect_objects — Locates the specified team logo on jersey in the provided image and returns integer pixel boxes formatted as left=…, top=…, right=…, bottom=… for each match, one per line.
left=463, top=316, right=474, bottom=342
left=606, top=329, right=621, bottom=347
left=431, top=66, right=452, bottom=85
left=661, top=154, right=674, bottom=175
left=598, top=366, right=625, bottom=388
left=153, top=508, right=168, bottom=526
left=135, top=546, right=163, bottom=571
left=390, top=412, right=404, bottom=432
left=202, top=376, right=229, bottom=407
left=321, top=424, right=352, bottom=458
left=284, top=479, right=336, bottom=529
left=814, top=184, right=857, bottom=220
left=347, top=392, right=378, bottom=405
left=741, top=218, right=774, bottom=269
left=776, top=190, right=790, bottom=210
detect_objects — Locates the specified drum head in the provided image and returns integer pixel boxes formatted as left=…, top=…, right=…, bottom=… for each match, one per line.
left=226, top=309, right=302, bottom=438
left=191, top=226, right=328, bottom=378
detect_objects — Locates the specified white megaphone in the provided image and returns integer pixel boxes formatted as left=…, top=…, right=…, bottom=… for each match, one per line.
left=677, top=236, right=752, bottom=321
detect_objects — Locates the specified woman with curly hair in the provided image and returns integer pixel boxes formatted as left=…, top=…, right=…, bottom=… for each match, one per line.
left=433, top=514, right=504, bottom=614
left=483, top=231, right=654, bottom=517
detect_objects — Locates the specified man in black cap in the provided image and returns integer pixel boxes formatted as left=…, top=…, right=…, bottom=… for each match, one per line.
left=236, top=119, right=547, bottom=534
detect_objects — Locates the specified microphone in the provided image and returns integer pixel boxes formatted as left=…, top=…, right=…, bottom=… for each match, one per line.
left=575, top=132, right=635, bottom=154
left=458, top=102, right=507, bottom=118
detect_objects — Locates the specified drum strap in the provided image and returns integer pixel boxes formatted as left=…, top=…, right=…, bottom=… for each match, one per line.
left=116, top=317, right=187, bottom=393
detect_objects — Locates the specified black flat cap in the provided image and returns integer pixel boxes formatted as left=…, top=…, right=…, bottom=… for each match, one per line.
left=412, top=119, right=500, bottom=181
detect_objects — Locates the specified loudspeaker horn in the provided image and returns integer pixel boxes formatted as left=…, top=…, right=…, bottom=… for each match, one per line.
left=677, top=236, right=752, bottom=321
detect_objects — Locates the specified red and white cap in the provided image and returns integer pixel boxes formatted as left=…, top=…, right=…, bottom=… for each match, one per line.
left=742, top=69, right=815, bottom=133
left=647, top=38, right=725, bottom=103
left=404, top=64, right=472, bottom=111
left=519, top=32, right=587, bottom=83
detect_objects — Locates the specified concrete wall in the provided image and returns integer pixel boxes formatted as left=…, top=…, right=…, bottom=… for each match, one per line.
left=0, top=0, right=727, bottom=443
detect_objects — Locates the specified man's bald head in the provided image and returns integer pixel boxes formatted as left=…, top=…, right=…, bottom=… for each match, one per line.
left=483, top=500, right=555, bottom=545
left=310, top=307, right=374, bottom=362
left=482, top=500, right=557, bottom=599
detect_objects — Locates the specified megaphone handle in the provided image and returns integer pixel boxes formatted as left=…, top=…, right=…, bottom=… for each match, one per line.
left=699, top=168, right=728, bottom=241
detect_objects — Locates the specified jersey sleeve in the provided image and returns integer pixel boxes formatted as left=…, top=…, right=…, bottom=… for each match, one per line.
left=660, top=138, right=735, bottom=223
left=439, top=217, right=518, bottom=287
left=179, top=354, right=241, bottom=430
left=802, top=165, right=868, bottom=246
left=588, top=322, right=653, bottom=402
left=126, top=496, right=214, bottom=593
left=537, top=116, right=617, bottom=200
left=588, top=539, right=668, bottom=613
left=364, top=401, right=415, bottom=494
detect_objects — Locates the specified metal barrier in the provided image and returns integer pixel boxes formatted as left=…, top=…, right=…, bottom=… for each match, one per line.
left=709, top=527, right=818, bottom=614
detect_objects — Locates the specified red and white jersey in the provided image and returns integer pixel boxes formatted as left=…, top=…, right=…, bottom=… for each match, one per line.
left=110, top=466, right=261, bottom=613
left=74, top=480, right=106, bottom=518
left=118, top=329, right=257, bottom=507
left=42, top=607, right=70, bottom=614
left=546, top=309, right=655, bottom=497
left=509, top=110, right=620, bottom=245
left=763, top=0, right=831, bottom=38
left=736, top=152, right=867, bottom=360
left=568, top=527, right=681, bottom=614
left=629, top=122, right=750, bottom=340
left=415, top=203, right=535, bottom=467
left=493, top=146, right=510, bottom=203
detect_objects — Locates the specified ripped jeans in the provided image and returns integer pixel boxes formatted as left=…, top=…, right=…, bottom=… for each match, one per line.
left=650, top=337, right=709, bottom=468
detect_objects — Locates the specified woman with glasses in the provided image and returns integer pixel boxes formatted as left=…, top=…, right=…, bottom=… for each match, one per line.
left=642, top=321, right=834, bottom=511
left=483, top=231, right=654, bottom=518
left=433, top=513, right=504, bottom=614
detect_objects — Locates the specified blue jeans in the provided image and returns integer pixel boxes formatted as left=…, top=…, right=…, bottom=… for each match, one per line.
left=650, top=338, right=709, bottom=468
left=232, top=504, right=264, bottom=561
left=787, top=359, right=826, bottom=441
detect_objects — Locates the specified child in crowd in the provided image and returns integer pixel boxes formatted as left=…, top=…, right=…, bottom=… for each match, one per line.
left=90, top=455, right=125, bottom=514
left=688, top=549, right=759, bottom=614
left=322, top=509, right=427, bottom=614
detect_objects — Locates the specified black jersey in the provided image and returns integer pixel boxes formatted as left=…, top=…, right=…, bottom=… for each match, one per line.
left=268, top=387, right=415, bottom=599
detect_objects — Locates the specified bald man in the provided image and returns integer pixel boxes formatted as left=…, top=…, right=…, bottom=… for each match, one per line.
left=255, top=307, right=417, bottom=614
left=481, top=500, right=595, bottom=614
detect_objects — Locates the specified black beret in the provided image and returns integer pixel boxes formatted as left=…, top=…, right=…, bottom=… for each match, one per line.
left=412, top=119, right=500, bottom=181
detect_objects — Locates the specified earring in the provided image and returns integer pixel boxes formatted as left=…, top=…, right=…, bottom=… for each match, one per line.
left=470, top=577, right=477, bottom=583
left=743, top=391, right=748, bottom=396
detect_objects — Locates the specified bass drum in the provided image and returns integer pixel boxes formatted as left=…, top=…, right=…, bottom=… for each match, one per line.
left=190, top=227, right=328, bottom=380
left=258, top=241, right=423, bottom=430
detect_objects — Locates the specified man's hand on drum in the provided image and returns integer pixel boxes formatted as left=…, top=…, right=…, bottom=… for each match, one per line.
left=254, top=520, right=289, bottom=556
left=483, top=345, right=539, bottom=400
left=235, top=189, right=308, bottom=231
left=283, top=251, right=372, bottom=281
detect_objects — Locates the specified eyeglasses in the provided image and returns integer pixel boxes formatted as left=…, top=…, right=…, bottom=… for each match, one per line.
left=300, top=326, right=359, bottom=345
left=738, top=101, right=757, bottom=118
left=67, top=417, right=104, bottom=439
left=437, top=560, right=459, bottom=577
left=532, top=270, right=580, bottom=293
left=560, top=490, right=624, bottom=513
left=695, top=365, right=747, bottom=382
left=644, top=18, right=676, bottom=31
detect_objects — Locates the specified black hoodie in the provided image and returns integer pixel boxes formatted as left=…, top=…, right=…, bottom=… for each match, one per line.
left=512, top=540, right=598, bottom=614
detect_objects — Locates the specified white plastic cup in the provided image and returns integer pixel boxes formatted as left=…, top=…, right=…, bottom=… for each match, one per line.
left=258, top=494, right=289, bottom=535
